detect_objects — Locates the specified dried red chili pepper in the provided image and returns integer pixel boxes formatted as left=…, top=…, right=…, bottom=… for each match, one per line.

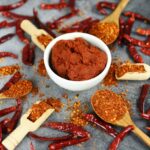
left=127, top=45, right=144, bottom=63
left=0, top=52, right=18, bottom=59
left=45, top=122, right=90, bottom=149
left=0, top=124, right=5, bottom=150
left=0, top=21, right=17, bottom=28
left=30, top=141, right=36, bottom=150
left=22, top=43, right=35, bottom=66
left=16, top=21, right=30, bottom=44
left=96, top=2, right=117, bottom=15
left=123, top=11, right=150, bottom=23
left=29, top=132, right=73, bottom=141
left=124, top=16, right=135, bottom=35
left=0, top=106, right=17, bottom=117
left=4, top=99, right=22, bottom=133
left=123, top=34, right=150, bottom=48
left=47, top=9, right=79, bottom=29
left=0, top=118, right=10, bottom=131
left=108, top=125, right=134, bottom=150
left=0, top=72, right=22, bottom=93
left=0, top=33, right=15, bottom=44
left=1, top=11, right=34, bottom=20
left=141, top=113, right=150, bottom=120
left=0, top=0, right=27, bottom=11
left=136, top=28, right=150, bottom=36
left=118, top=18, right=126, bottom=46
left=83, top=114, right=117, bottom=137
left=33, top=9, right=56, bottom=38
left=140, top=48, right=150, bottom=56
left=138, top=84, right=150, bottom=113
left=40, top=2, right=67, bottom=10
left=68, top=0, right=76, bottom=11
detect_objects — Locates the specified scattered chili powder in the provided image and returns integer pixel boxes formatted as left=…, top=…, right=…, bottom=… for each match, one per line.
left=103, top=63, right=118, bottom=86
left=37, top=34, right=52, bottom=48
left=28, top=97, right=63, bottom=122
left=91, top=90, right=128, bottom=123
left=0, top=65, right=20, bottom=76
left=116, top=63, right=145, bottom=78
left=37, top=59, right=47, bottom=77
left=31, top=87, right=39, bottom=96
left=3, top=80, right=33, bottom=98
left=89, top=22, right=119, bottom=45
left=69, top=101, right=88, bottom=126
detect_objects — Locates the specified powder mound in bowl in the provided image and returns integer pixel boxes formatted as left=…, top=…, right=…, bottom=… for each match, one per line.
left=91, top=90, right=128, bottom=123
left=51, top=38, right=107, bottom=81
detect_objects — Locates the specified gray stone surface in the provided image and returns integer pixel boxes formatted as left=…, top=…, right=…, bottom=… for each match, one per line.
left=0, top=0, right=150, bottom=150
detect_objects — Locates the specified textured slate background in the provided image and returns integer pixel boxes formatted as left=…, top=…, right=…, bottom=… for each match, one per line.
left=0, top=0, right=150, bottom=150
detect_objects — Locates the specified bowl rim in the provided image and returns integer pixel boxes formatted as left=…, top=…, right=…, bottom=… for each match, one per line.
left=44, top=32, right=111, bottom=85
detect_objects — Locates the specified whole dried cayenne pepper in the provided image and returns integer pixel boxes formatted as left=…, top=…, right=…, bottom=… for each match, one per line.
left=22, top=43, right=35, bottom=66
left=0, top=33, right=15, bottom=44
left=0, top=52, right=18, bottom=59
left=0, top=0, right=27, bottom=11
left=108, top=125, right=134, bottom=150
left=0, top=71, right=22, bottom=93
left=127, top=45, right=143, bottom=63
left=0, top=20, right=17, bottom=29
left=4, top=99, right=22, bottom=133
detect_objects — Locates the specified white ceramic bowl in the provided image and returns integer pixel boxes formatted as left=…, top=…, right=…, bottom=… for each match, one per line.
left=44, top=32, right=111, bottom=91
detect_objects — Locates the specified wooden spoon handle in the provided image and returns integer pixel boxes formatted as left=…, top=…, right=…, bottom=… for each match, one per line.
left=112, top=0, right=130, bottom=20
left=2, top=124, right=29, bottom=150
left=133, top=125, right=150, bottom=147
left=21, top=19, right=39, bottom=36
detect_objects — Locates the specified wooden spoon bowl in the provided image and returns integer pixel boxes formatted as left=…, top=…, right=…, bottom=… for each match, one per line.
left=91, top=90, right=150, bottom=147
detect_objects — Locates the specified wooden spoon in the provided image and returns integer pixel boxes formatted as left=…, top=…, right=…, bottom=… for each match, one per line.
left=91, top=90, right=150, bottom=147
left=116, top=63, right=150, bottom=80
left=2, top=100, right=54, bottom=150
left=0, top=80, right=32, bottom=99
left=21, top=20, right=53, bottom=51
left=89, top=0, right=129, bottom=45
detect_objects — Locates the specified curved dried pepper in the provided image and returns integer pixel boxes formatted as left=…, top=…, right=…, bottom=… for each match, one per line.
left=127, top=45, right=143, bottom=63
left=0, top=0, right=27, bottom=11
left=136, top=28, right=150, bottom=36
left=0, top=106, right=17, bottom=117
left=29, top=132, right=73, bottom=141
left=0, top=52, right=18, bottom=59
left=141, top=113, right=150, bottom=120
left=0, top=20, right=17, bottom=28
left=108, top=126, right=134, bottom=150
left=123, top=34, right=150, bottom=48
left=16, top=21, right=30, bottom=44
left=125, top=16, right=135, bottom=35
left=40, top=2, right=67, bottom=10
left=4, top=99, right=22, bottom=133
left=33, top=9, right=56, bottom=38
left=47, top=9, right=79, bottom=29
left=0, top=33, right=15, bottom=44
left=138, top=84, right=150, bottom=113
left=83, top=114, right=117, bottom=137
left=0, top=71, right=22, bottom=93
left=123, top=11, right=150, bottom=23
left=140, top=48, right=150, bottom=56
left=96, top=2, right=117, bottom=15
left=2, top=11, right=34, bottom=20
left=22, top=43, right=35, bottom=66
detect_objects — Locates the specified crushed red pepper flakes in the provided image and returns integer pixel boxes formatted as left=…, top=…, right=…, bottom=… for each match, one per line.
left=28, top=97, right=63, bottom=122
left=37, top=34, right=52, bottom=48
left=68, top=101, right=89, bottom=126
left=3, top=80, right=33, bottom=98
left=37, top=59, right=47, bottom=77
left=91, top=90, right=129, bottom=123
left=0, top=65, right=20, bottom=76
left=31, top=87, right=39, bottom=97
left=116, top=63, right=145, bottom=78
left=89, top=22, right=119, bottom=45
left=103, top=63, right=118, bottom=86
